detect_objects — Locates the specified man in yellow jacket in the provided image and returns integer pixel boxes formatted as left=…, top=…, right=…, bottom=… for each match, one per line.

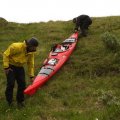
left=3, top=37, right=39, bottom=107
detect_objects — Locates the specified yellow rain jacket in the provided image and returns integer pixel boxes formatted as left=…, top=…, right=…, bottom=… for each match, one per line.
left=3, top=41, right=35, bottom=77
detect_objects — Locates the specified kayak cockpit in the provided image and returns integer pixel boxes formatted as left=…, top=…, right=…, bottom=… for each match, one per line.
left=51, top=38, right=76, bottom=53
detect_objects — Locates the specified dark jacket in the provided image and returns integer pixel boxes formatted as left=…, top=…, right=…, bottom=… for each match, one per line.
left=73, top=15, right=92, bottom=30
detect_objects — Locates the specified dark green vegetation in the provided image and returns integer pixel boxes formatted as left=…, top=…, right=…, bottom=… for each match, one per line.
left=0, top=16, right=120, bottom=120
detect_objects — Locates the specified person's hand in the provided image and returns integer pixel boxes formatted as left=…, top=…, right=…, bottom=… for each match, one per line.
left=4, top=68, right=13, bottom=74
left=74, top=29, right=78, bottom=33
left=30, top=77, right=34, bottom=83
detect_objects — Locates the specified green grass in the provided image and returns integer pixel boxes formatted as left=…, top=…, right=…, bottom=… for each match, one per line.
left=0, top=16, right=120, bottom=120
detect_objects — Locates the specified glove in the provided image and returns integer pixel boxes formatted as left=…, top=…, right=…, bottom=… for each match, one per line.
left=30, top=76, right=34, bottom=82
left=74, top=29, right=78, bottom=33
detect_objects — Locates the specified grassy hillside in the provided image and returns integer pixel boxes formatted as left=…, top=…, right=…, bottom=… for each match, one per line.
left=0, top=16, right=120, bottom=120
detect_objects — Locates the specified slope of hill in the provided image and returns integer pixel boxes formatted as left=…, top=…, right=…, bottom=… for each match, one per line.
left=0, top=16, right=120, bottom=120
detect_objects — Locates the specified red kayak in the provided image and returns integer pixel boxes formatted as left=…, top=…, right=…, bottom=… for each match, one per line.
left=24, top=32, right=79, bottom=95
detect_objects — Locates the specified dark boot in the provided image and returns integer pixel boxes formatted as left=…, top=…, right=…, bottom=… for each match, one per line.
left=8, top=101, right=13, bottom=107
left=17, top=102, right=25, bottom=108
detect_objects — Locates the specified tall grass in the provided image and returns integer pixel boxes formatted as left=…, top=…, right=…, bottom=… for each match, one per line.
left=0, top=16, right=120, bottom=120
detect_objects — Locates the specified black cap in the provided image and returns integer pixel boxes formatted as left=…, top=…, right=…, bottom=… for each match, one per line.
left=27, top=37, right=39, bottom=47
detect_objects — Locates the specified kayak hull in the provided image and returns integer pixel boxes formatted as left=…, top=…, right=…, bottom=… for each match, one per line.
left=24, top=32, right=79, bottom=95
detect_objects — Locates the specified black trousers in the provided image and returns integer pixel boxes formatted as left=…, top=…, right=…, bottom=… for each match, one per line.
left=5, top=65, right=26, bottom=103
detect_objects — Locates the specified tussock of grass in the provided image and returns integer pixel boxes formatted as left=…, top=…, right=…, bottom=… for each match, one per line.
left=101, top=31, right=120, bottom=52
